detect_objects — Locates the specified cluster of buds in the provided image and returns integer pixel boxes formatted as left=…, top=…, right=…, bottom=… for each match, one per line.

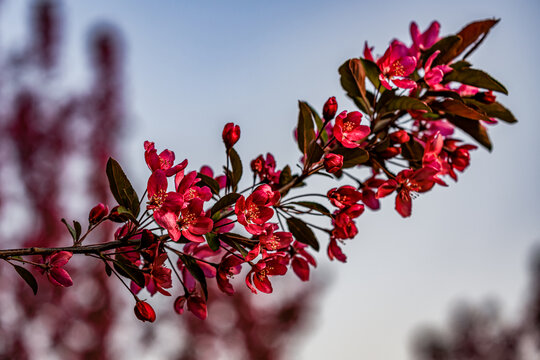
left=0, top=18, right=515, bottom=323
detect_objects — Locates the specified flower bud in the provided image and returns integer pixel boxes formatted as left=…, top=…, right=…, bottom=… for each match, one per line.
left=134, top=301, right=156, bottom=322
left=323, top=96, right=338, bottom=121
left=389, top=130, right=410, bottom=144
left=222, top=122, right=241, bottom=149
left=174, top=295, right=187, bottom=315
left=323, top=153, right=343, bottom=173
left=478, top=90, right=496, bottom=104
left=88, top=203, right=108, bottom=224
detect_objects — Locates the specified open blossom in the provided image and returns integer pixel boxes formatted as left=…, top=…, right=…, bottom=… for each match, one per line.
left=175, top=198, right=213, bottom=242
left=250, top=153, right=281, bottom=184
left=423, top=51, right=452, bottom=89
left=327, top=185, right=363, bottom=209
left=443, top=139, right=477, bottom=180
left=377, top=42, right=417, bottom=90
left=334, top=111, right=370, bottom=148
left=147, top=169, right=184, bottom=236
left=235, top=185, right=280, bottom=235
left=289, top=241, right=317, bottom=281
left=144, top=141, right=187, bottom=177
left=328, top=238, right=347, bottom=263
left=216, top=255, right=244, bottom=295
left=38, top=251, right=73, bottom=287
left=245, top=256, right=288, bottom=294
left=410, top=21, right=440, bottom=56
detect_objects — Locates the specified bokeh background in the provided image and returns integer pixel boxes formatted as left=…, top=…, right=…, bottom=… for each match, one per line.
left=1, top=0, right=539, bottom=359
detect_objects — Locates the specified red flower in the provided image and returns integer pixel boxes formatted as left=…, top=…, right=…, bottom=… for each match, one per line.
left=176, top=198, right=214, bottom=242
left=324, top=153, right=343, bottom=173
left=322, top=96, right=338, bottom=121
left=134, top=300, right=156, bottom=322
left=327, top=185, right=363, bottom=209
left=147, top=169, right=184, bottom=236
left=144, top=141, right=187, bottom=177
left=377, top=42, right=417, bottom=90
left=327, top=238, right=347, bottom=262
left=222, top=122, right=241, bottom=149
left=250, top=153, right=281, bottom=184
left=245, top=257, right=288, bottom=294
left=38, top=251, right=73, bottom=287
left=187, top=295, right=207, bottom=320
left=217, top=255, right=244, bottom=295
left=235, top=185, right=279, bottom=235
left=334, top=111, right=370, bottom=148
left=410, top=21, right=440, bottom=53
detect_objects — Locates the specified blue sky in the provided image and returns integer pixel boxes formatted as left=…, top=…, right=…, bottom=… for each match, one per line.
left=3, top=0, right=540, bottom=358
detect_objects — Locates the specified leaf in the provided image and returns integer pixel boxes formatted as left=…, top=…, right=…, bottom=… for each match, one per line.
left=218, top=233, right=251, bottom=257
left=455, top=18, right=500, bottom=57
left=333, top=147, right=369, bottom=168
left=61, top=218, right=77, bottom=241
left=179, top=254, right=209, bottom=299
left=307, top=103, right=325, bottom=141
left=297, top=101, right=315, bottom=156
left=229, top=148, right=243, bottom=192
left=197, top=173, right=220, bottom=195
left=113, top=258, right=146, bottom=288
left=434, top=99, right=491, bottom=121
left=463, top=99, right=517, bottom=123
left=106, top=158, right=140, bottom=217
left=211, top=193, right=241, bottom=215
left=448, top=115, right=492, bottom=151
left=444, top=68, right=508, bottom=94
left=450, top=60, right=472, bottom=71
left=424, top=35, right=463, bottom=66
left=292, top=201, right=332, bottom=216
left=73, top=221, right=82, bottom=241
left=401, top=137, right=424, bottom=169
left=360, top=58, right=381, bottom=89
left=286, top=217, right=319, bottom=251
left=13, top=264, right=38, bottom=295
left=383, top=96, right=431, bottom=113
left=205, top=232, right=220, bottom=252
left=423, top=90, right=464, bottom=102
left=339, top=58, right=369, bottom=113
left=116, top=206, right=139, bottom=226
left=306, top=141, right=324, bottom=168
left=104, top=262, right=112, bottom=277
left=279, top=165, right=292, bottom=187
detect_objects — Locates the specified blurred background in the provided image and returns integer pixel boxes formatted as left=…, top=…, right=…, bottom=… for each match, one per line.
left=0, top=0, right=539, bottom=359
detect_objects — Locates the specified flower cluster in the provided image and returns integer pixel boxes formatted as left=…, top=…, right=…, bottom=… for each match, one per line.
left=0, top=18, right=515, bottom=323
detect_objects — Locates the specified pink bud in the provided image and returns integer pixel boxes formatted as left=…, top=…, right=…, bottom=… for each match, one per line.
left=174, top=296, right=187, bottom=315
left=134, top=301, right=156, bottom=322
left=88, top=203, right=109, bottom=224
left=323, top=153, right=343, bottom=173
left=323, top=96, right=338, bottom=121
left=222, top=122, right=241, bottom=149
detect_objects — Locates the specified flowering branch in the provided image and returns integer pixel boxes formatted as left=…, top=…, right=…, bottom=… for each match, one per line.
left=0, top=18, right=516, bottom=322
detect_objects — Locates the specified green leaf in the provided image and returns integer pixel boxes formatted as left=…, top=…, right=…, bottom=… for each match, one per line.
left=106, top=158, right=140, bottom=217
left=291, top=201, right=332, bottom=216
left=448, top=115, right=492, bottom=151
left=463, top=99, right=517, bottom=123
left=297, top=101, right=315, bottom=156
left=279, top=165, right=293, bottom=187
left=229, top=148, right=243, bottom=192
left=113, top=258, right=145, bottom=288
left=332, top=147, right=369, bottom=168
left=306, top=142, right=324, bottom=168
left=444, top=68, right=508, bottom=95
left=179, top=254, right=209, bottom=299
left=360, top=58, right=381, bottom=89
left=286, top=217, right=319, bottom=251
left=384, top=96, right=431, bottom=113
left=450, top=61, right=471, bottom=71
left=433, top=99, right=491, bottom=121
left=205, top=232, right=220, bottom=252
left=13, top=264, right=38, bottom=295
left=61, top=218, right=77, bottom=241
left=104, top=262, right=112, bottom=277
left=116, top=206, right=139, bottom=226
left=197, top=173, right=220, bottom=195
left=211, top=193, right=241, bottom=215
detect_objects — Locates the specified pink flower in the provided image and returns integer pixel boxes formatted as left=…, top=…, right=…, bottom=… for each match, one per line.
left=235, top=185, right=279, bottom=235
left=176, top=198, right=214, bottom=243
left=410, top=21, right=440, bottom=54
left=147, top=169, right=184, bottom=236
left=327, top=185, right=363, bottom=209
left=377, top=42, right=417, bottom=90
left=328, top=238, right=347, bottom=263
left=245, top=257, right=288, bottom=294
left=423, top=51, right=452, bottom=89
left=144, top=141, right=187, bottom=177
left=39, top=251, right=73, bottom=287
left=334, top=111, right=370, bottom=148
